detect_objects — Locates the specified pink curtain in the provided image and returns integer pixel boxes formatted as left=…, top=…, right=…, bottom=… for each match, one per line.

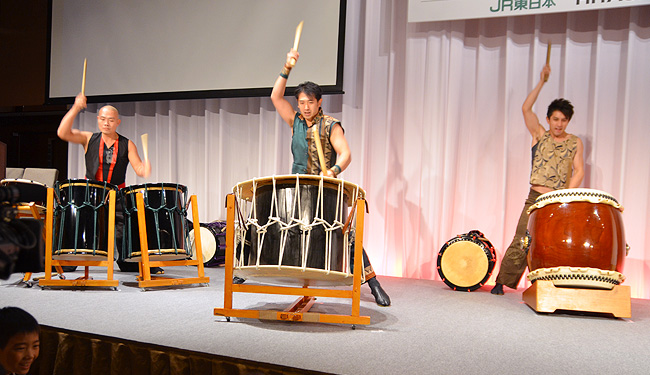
left=68, top=3, right=650, bottom=298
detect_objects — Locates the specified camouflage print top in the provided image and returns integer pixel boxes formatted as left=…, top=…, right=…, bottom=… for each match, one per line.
left=530, top=131, right=578, bottom=190
left=291, top=109, right=342, bottom=175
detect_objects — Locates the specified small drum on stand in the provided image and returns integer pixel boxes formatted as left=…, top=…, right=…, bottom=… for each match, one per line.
left=0, top=179, right=49, bottom=216
left=232, top=175, right=365, bottom=287
left=122, top=183, right=191, bottom=262
left=437, top=230, right=497, bottom=292
left=526, top=188, right=627, bottom=289
left=53, top=179, right=117, bottom=260
left=189, top=221, right=226, bottom=267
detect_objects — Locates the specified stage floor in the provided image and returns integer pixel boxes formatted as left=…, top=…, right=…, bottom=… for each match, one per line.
left=2, top=266, right=650, bottom=374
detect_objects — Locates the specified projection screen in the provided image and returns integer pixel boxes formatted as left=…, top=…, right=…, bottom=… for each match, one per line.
left=47, top=0, right=345, bottom=103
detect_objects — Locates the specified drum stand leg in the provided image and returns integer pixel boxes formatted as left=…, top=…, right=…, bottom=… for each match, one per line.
left=214, top=194, right=371, bottom=326
left=134, top=193, right=210, bottom=289
left=39, top=189, right=118, bottom=289
left=522, top=280, right=631, bottom=318
left=13, top=202, right=64, bottom=285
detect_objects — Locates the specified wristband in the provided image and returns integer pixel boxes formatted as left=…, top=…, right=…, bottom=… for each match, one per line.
left=280, top=66, right=292, bottom=79
left=332, top=164, right=342, bottom=175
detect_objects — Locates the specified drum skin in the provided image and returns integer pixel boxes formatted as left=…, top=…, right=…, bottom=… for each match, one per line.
left=53, top=179, right=116, bottom=256
left=189, top=222, right=225, bottom=267
left=122, top=183, right=188, bottom=260
left=437, top=230, right=496, bottom=292
left=527, top=201, right=626, bottom=273
left=246, top=183, right=348, bottom=272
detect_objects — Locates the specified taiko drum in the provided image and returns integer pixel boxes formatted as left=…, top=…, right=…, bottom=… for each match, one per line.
left=526, top=188, right=626, bottom=273
left=232, top=175, right=365, bottom=287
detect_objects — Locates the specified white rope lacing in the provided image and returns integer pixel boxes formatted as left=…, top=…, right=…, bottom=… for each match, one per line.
left=235, top=176, right=351, bottom=276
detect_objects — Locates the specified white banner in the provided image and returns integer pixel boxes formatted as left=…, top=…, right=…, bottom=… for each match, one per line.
left=409, top=0, right=650, bottom=22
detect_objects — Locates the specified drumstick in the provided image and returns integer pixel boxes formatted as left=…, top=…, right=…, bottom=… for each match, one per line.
left=289, top=21, right=304, bottom=67
left=141, top=133, right=149, bottom=161
left=81, top=58, right=87, bottom=96
left=312, top=126, right=328, bottom=176
left=544, top=42, right=551, bottom=82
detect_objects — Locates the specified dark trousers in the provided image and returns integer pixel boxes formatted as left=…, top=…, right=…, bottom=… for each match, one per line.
left=113, top=197, right=140, bottom=272
left=349, top=246, right=376, bottom=283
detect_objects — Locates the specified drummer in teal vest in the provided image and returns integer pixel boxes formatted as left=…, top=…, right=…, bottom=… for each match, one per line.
left=491, top=64, right=585, bottom=295
left=57, top=93, right=160, bottom=274
left=248, top=47, right=391, bottom=306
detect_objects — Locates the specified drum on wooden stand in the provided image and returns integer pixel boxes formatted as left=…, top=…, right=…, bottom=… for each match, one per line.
left=189, top=221, right=226, bottom=267
left=232, top=175, right=365, bottom=287
left=437, top=230, right=497, bottom=292
left=0, top=179, right=49, bottom=215
left=122, top=183, right=191, bottom=262
left=53, top=179, right=117, bottom=260
left=526, top=188, right=627, bottom=289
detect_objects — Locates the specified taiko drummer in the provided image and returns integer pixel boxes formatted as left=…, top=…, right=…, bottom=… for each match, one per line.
left=245, top=47, right=391, bottom=306
left=491, top=64, right=585, bottom=295
left=57, top=92, right=161, bottom=274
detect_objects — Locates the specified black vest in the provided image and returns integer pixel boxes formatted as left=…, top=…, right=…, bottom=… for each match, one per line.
left=85, top=132, right=130, bottom=187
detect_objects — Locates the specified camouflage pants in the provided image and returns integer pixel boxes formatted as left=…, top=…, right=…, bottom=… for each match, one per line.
left=495, top=189, right=541, bottom=289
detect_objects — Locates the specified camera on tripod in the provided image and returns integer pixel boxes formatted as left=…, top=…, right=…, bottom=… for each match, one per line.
left=0, top=184, right=45, bottom=280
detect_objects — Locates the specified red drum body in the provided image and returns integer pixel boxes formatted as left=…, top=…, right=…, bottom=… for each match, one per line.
left=527, top=188, right=626, bottom=274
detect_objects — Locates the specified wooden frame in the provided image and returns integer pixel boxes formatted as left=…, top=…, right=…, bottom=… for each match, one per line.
left=12, top=201, right=64, bottom=284
left=133, top=192, right=209, bottom=289
left=522, top=280, right=631, bottom=318
left=39, top=188, right=119, bottom=288
left=214, top=193, right=371, bottom=327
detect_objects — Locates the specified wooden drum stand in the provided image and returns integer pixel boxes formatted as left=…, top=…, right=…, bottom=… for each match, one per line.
left=39, top=188, right=119, bottom=289
left=133, top=192, right=210, bottom=289
left=522, top=279, right=631, bottom=318
left=214, top=193, right=371, bottom=327
left=14, top=201, right=65, bottom=286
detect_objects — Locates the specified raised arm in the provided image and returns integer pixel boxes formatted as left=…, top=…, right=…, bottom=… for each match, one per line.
left=568, top=137, right=585, bottom=188
left=57, top=93, right=92, bottom=149
left=127, top=140, right=151, bottom=178
left=522, top=65, right=551, bottom=144
left=325, top=123, right=351, bottom=178
left=270, top=49, right=299, bottom=126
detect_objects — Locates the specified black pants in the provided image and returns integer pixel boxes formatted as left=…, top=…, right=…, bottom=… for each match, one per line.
left=114, top=197, right=140, bottom=272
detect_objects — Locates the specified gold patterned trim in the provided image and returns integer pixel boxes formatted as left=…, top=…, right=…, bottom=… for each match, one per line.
left=129, top=248, right=189, bottom=257
left=54, top=249, right=109, bottom=256
left=123, top=186, right=185, bottom=195
left=527, top=188, right=623, bottom=214
left=59, top=182, right=117, bottom=190
left=527, top=266, right=625, bottom=290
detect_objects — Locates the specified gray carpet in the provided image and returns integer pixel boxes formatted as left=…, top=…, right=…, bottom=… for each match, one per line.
left=2, top=267, right=650, bottom=375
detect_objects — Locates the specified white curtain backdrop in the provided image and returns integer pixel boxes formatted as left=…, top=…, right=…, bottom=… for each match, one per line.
left=68, top=2, right=650, bottom=298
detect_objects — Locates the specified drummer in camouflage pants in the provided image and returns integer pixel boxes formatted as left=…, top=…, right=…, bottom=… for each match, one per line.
left=491, top=64, right=584, bottom=295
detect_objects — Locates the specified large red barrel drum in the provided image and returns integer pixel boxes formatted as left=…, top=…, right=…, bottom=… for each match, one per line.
left=527, top=188, right=626, bottom=274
